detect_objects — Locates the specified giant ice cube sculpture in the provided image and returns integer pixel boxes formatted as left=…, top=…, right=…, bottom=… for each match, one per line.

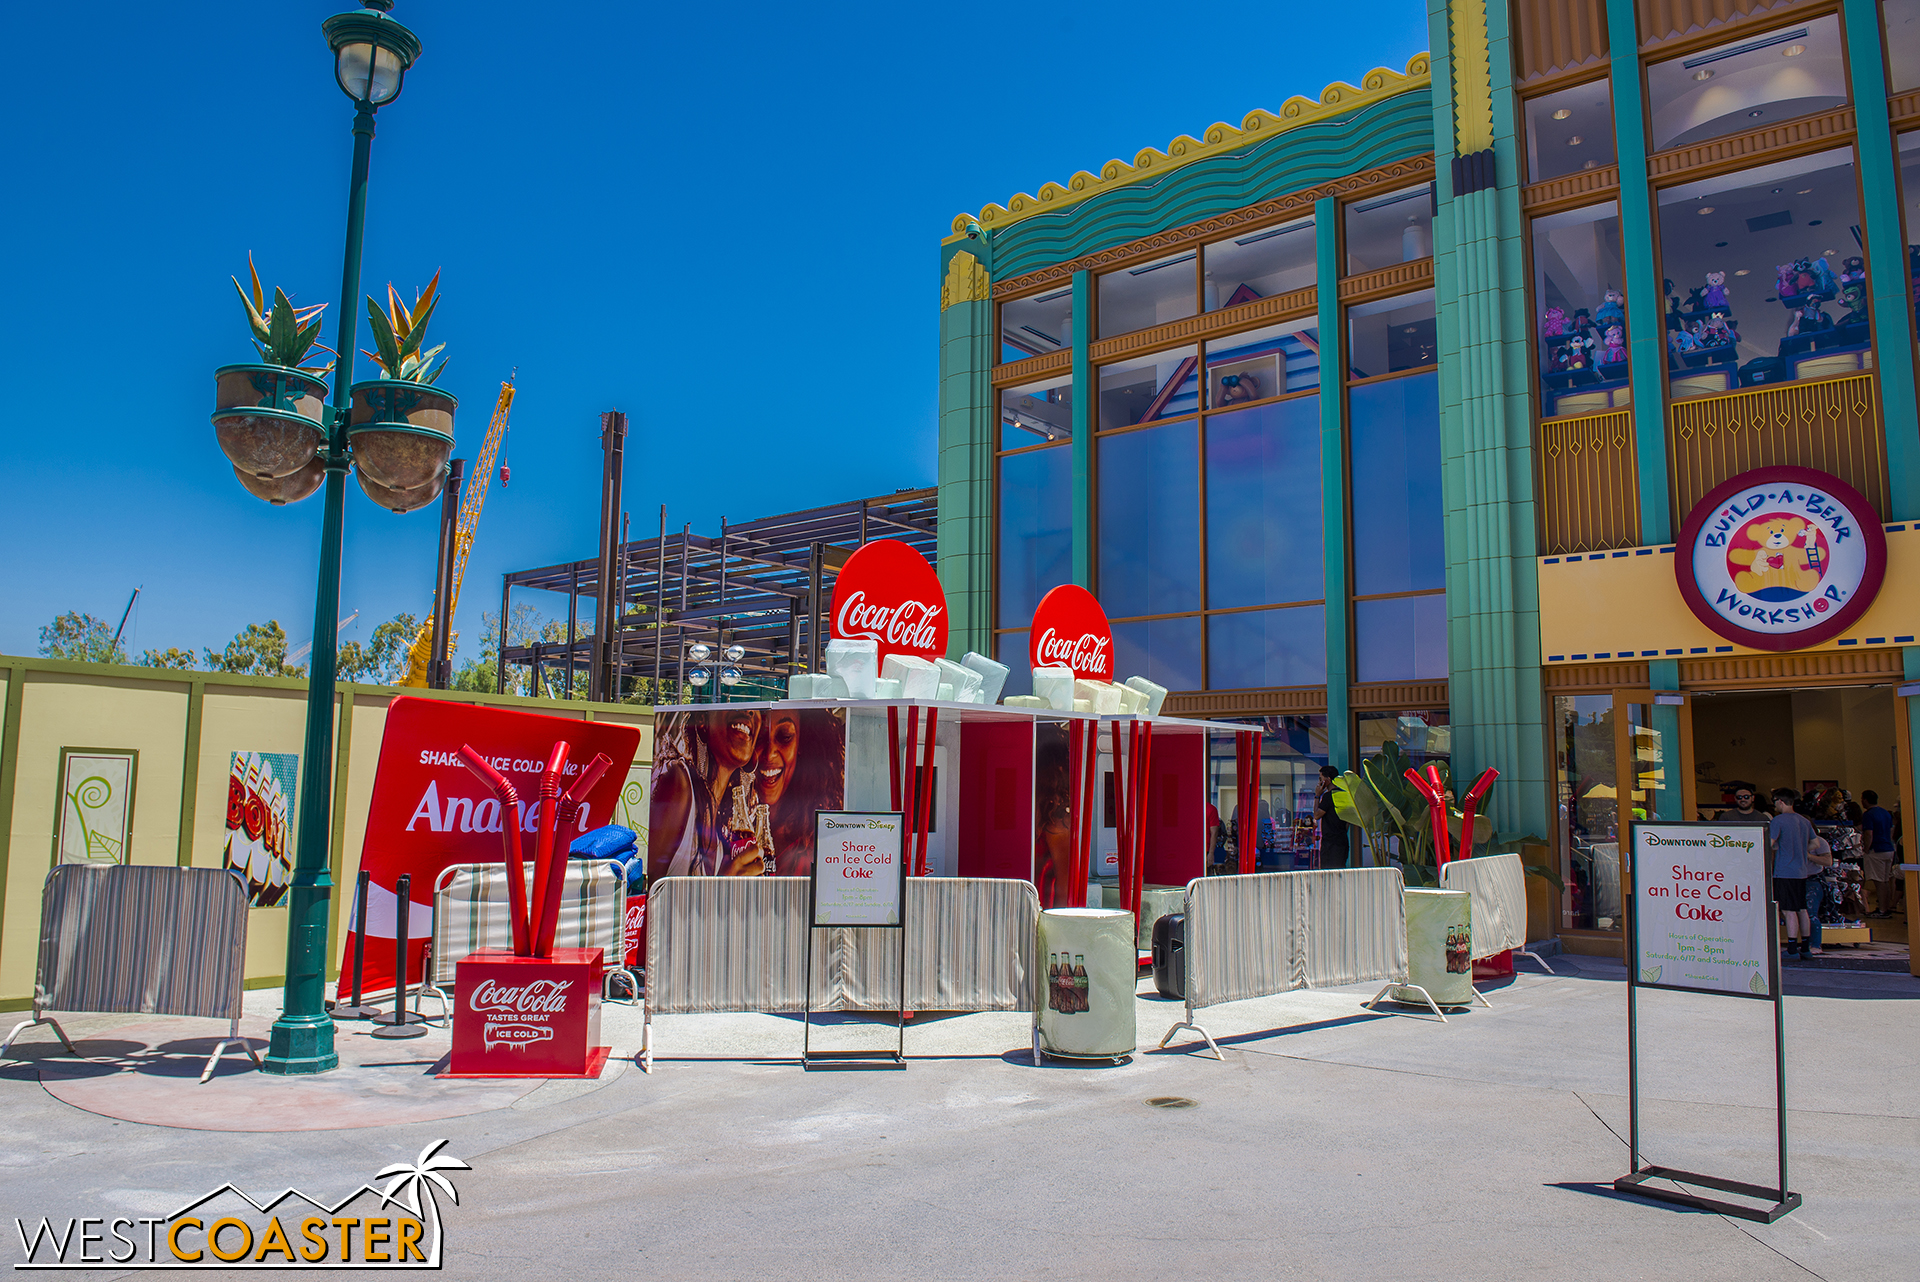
left=787, top=673, right=828, bottom=700
left=1124, top=675, right=1168, bottom=716
left=1074, top=679, right=1122, bottom=714
left=934, top=657, right=985, bottom=704
left=961, top=651, right=1010, bottom=706
left=824, top=638, right=879, bottom=699
left=1031, top=665, right=1076, bottom=712
left=882, top=653, right=939, bottom=699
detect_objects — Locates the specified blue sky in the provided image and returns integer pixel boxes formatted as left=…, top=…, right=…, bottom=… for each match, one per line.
left=0, top=1, right=1429, bottom=666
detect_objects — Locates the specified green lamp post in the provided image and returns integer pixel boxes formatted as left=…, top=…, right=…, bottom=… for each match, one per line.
left=237, top=1, right=437, bottom=1075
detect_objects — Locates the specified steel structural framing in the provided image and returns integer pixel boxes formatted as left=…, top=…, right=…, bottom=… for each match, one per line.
left=498, top=489, right=937, bottom=699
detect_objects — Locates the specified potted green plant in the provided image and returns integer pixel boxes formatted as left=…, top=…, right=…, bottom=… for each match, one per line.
left=1332, top=742, right=1555, bottom=887
left=348, top=272, right=456, bottom=500
left=213, top=256, right=335, bottom=482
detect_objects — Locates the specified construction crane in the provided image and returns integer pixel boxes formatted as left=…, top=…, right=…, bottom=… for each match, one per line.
left=401, top=377, right=515, bottom=686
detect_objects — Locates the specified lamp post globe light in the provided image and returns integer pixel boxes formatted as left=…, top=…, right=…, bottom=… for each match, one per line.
left=214, top=0, right=444, bottom=1076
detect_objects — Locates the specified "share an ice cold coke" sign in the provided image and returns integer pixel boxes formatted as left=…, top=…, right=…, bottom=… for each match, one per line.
left=1631, top=823, right=1773, bottom=997
left=812, top=812, right=905, bottom=927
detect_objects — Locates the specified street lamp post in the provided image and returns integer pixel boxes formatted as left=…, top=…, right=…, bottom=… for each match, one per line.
left=259, top=1, right=426, bottom=1075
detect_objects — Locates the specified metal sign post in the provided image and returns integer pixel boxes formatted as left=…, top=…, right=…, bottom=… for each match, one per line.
left=1614, top=819, right=1800, bottom=1223
left=803, top=811, right=908, bottom=1071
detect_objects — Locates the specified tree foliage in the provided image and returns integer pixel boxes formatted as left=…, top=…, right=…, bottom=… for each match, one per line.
left=138, top=647, right=199, bottom=670
left=203, top=620, right=306, bottom=678
left=39, top=612, right=127, bottom=664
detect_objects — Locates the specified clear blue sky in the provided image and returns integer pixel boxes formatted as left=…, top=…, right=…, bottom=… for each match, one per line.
left=0, top=1, right=1429, bottom=666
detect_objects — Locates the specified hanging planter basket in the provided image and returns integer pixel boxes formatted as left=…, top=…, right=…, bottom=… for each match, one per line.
left=357, top=464, right=446, bottom=514
left=348, top=379, right=456, bottom=491
left=234, top=456, right=327, bottom=506
left=212, top=364, right=331, bottom=479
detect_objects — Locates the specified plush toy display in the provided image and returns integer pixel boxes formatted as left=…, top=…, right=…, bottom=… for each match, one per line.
left=1541, top=306, right=1566, bottom=337
left=1775, top=263, right=1798, bottom=299
left=1216, top=373, right=1258, bottom=405
left=1839, top=256, right=1866, bottom=289
left=1838, top=283, right=1869, bottom=329
left=1810, top=256, right=1837, bottom=297
left=1602, top=325, right=1626, bottom=363
left=1595, top=288, right=1625, bottom=328
left=1702, top=314, right=1737, bottom=347
left=1702, top=271, right=1728, bottom=310
left=1786, top=299, right=1833, bottom=337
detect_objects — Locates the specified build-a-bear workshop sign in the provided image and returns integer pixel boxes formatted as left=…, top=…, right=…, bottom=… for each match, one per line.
left=1677, top=466, right=1886, bottom=652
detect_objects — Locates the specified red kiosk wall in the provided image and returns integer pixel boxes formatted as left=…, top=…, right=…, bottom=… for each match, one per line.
left=957, top=720, right=1033, bottom=880
left=1142, top=732, right=1205, bottom=887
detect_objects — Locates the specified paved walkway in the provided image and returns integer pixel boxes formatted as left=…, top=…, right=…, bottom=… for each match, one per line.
left=1, top=955, right=1913, bottom=1279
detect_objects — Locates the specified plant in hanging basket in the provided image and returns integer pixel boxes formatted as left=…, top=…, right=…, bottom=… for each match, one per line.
left=213, top=255, right=334, bottom=481
left=349, top=272, right=457, bottom=492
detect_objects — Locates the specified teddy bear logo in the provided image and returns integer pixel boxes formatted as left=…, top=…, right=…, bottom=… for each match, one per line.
left=1728, top=516, right=1825, bottom=596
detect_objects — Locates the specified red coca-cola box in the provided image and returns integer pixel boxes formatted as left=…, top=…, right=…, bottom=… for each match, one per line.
left=445, top=948, right=609, bottom=1079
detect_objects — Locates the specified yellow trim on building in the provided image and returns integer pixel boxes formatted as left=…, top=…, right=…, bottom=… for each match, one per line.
left=1449, top=0, right=1493, bottom=154
left=942, top=54, right=1433, bottom=243
left=941, top=250, right=991, bottom=311
left=1538, top=529, right=1920, bottom=662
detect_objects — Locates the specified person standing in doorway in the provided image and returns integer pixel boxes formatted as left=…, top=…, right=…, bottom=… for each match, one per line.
left=1316, top=765, right=1351, bottom=870
left=1858, top=790, right=1901, bottom=919
left=1725, top=785, right=1765, bottom=822
left=1804, top=831, right=1834, bottom=956
left=1771, top=787, right=1817, bottom=961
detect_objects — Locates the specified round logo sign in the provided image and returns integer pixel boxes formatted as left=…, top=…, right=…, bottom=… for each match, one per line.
left=1028, top=584, right=1114, bottom=680
left=1676, top=466, right=1886, bottom=652
left=828, top=539, right=948, bottom=665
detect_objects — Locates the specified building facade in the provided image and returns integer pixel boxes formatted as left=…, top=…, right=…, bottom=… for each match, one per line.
left=937, top=0, right=1920, bottom=954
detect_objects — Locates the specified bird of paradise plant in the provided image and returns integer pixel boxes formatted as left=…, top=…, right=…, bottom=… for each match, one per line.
left=363, top=270, right=449, bottom=384
left=232, top=253, right=334, bottom=374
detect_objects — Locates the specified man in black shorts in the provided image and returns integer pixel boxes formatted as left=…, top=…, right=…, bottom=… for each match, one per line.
left=1771, top=787, right=1817, bottom=960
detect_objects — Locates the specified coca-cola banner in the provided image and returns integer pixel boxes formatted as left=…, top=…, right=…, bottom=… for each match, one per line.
left=1029, top=584, right=1114, bottom=680
left=341, top=697, right=641, bottom=994
left=828, top=538, right=948, bottom=665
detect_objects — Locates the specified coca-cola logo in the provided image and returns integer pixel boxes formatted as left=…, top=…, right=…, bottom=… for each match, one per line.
left=828, top=539, right=950, bottom=664
left=469, top=977, right=573, bottom=1014
left=1034, top=627, right=1111, bottom=679
left=1027, top=585, right=1115, bottom=680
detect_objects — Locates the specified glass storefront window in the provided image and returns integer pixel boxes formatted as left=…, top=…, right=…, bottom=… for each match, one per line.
left=1646, top=14, right=1848, bottom=152
left=1208, top=716, right=1330, bottom=872
left=1353, top=594, right=1448, bottom=682
left=1097, top=419, right=1200, bottom=618
left=1349, top=371, right=1443, bottom=596
left=1532, top=202, right=1630, bottom=418
left=1097, top=345, right=1199, bottom=429
left=1000, top=375, right=1073, bottom=446
left=1523, top=79, right=1616, bottom=182
left=1347, top=290, right=1437, bottom=379
left=1000, top=286, right=1073, bottom=364
left=996, top=444, right=1071, bottom=629
left=1204, top=319, right=1322, bottom=401
left=1656, top=147, right=1867, bottom=398
left=1345, top=183, right=1434, bottom=274
left=1098, top=250, right=1197, bottom=336
left=995, top=630, right=1032, bottom=699
left=1202, top=215, right=1315, bottom=311
left=1357, top=709, right=1450, bottom=769
left=1554, top=694, right=1620, bottom=932
left=1889, top=0, right=1920, bottom=92
left=1208, top=605, right=1327, bottom=689
left=1111, top=615, right=1202, bottom=693
left=1899, top=132, right=1920, bottom=326
left=1205, top=396, right=1322, bottom=608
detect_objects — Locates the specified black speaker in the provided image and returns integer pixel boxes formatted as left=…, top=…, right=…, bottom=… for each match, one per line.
left=1151, top=912, right=1186, bottom=1000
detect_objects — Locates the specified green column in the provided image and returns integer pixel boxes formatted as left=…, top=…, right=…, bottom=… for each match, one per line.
left=1316, top=195, right=1351, bottom=768
left=936, top=242, right=996, bottom=659
left=1647, top=658, right=1683, bottom=823
left=1072, top=269, right=1093, bottom=586
left=1844, top=0, right=1920, bottom=520
left=1429, top=0, right=1550, bottom=839
left=1605, top=0, right=1671, bottom=544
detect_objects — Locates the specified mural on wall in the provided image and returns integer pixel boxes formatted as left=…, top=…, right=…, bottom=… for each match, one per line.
left=56, top=749, right=137, bottom=866
left=224, top=750, right=297, bottom=907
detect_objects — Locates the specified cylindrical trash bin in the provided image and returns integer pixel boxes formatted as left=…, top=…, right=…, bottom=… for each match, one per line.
left=1037, top=908, right=1137, bottom=1060
left=1396, top=887, right=1474, bottom=1008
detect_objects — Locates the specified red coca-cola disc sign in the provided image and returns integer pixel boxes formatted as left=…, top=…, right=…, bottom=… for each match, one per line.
left=829, top=539, right=949, bottom=664
left=1029, top=584, right=1114, bottom=680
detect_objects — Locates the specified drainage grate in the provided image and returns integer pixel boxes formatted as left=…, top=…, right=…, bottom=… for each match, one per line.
left=1144, top=1096, right=1198, bottom=1109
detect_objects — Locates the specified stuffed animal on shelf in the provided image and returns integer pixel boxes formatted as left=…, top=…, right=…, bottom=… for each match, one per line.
left=1791, top=258, right=1821, bottom=298
left=1786, top=299, right=1833, bottom=337
left=1216, top=373, right=1258, bottom=405
left=1838, top=283, right=1869, bottom=329
left=1811, top=256, right=1837, bottom=297
left=1670, top=325, right=1700, bottom=354
left=1541, top=305, right=1567, bottom=338
left=1775, top=263, right=1798, bottom=299
left=1566, top=334, right=1593, bottom=369
left=1595, top=288, right=1625, bottom=328
left=1702, top=314, right=1735, bottom=347
left=1602, top=325, right=1626, bottom=363
left=1569, top=307, right=1594, bottom=337
left=1839, top=256, right=1866, bottom=289
left=1683, top=286, right=1706, bottom=314
left=1703, top=272, right=1729, bottom=310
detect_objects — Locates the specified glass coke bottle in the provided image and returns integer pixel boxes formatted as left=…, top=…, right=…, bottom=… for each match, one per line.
left=1072, top=955, right=1089, bottom=1013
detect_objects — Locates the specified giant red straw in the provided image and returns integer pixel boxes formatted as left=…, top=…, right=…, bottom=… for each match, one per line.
left=1078, top=721, right=1098, bottom=903
left=1457, top=768, right=1499, bottom=866
left=887, top=705, right=901, bottom=812
left=1237, top=730, right=1256, bottom=875
left=530, top=742, right=571, bottom=956
left=915, top=708, right=938, bottom=876
left=1134, top=722, right=1153, bottom=920
left=1403, top=766, right=1451, bottom=871
left=1066, top=721, right=1084, bottom=903
left=1110, top=721, right=1128, bottom=915
left=456, top=743, right=531, bottom=955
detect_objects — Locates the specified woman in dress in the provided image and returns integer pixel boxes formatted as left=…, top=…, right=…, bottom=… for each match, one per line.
left=758, top=708, right=846, bottom=879
left=647, top=708, right=764, bottom=880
